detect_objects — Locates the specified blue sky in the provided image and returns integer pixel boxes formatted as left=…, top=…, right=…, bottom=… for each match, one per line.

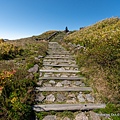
left=0, top=0, right=120, bottom=40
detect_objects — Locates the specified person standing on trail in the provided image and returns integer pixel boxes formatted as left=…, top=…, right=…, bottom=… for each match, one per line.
left=65, top=26, right=69, bottom=33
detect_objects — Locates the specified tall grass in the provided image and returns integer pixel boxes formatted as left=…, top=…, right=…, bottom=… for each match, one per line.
left=64, top=17, right=120, bottom=103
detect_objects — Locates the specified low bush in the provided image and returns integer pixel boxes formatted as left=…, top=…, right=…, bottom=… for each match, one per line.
left=0, top=42, right=23, bottom=60
left=0, top=38, right=48, bottom=119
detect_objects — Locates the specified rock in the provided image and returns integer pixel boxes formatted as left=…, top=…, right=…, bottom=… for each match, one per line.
left=37, top=80, right=43, bottom=86
left=71, top=74, right=76, bottom=76
left=74, top=68, right=78, bottom=70
left=56, top=82, right=63, bottom=87
left=38, top=55, right=43, bottom=59
left=58, top=67, right=65, bottom=71
left=55, top=73, right=61, bottom=77
left=85, top=94, right=95, bottom=103
left=68, top=93, right=76, bottom=98
left=66, top=98, right=76, bottom=103
left=43, top=83, right=52, bottom=87
left=74, top=81, right=82, bottom=86
left=63, top=117, right=70, bottom=120
left=26, top=73, right=34, bottom=80
left=61, top=80, right=71, bottom=85
left=49, top=80, right=56, bottom=84
left=60, top=74, right=68, bottom=77
left=28, top=64, right=39, bottom=73
left=80, top=83, right=85, bottom=87
left=43, top=115, right=56, bottom=120
left=34, top=57, right=39, bottom=61
left=57, top=93, right=66, bottom=102
left=44, top=73, right=52, bottom=77
left=35, top=93, right=45, bottom=102
left=45, top=94, right=55, bottom=102
left=77, top=44, right=80, bottom=47
left=39, top=72, right=42, bottom=77
left=75, top=112, right=88, bottom=120
left=77, top=93, right=85, bottom=102
left=68, top=42, right=72, bottom=45
left=89, top=111, right=101, bottom=120
left=65, top=67, right=70, bottom=70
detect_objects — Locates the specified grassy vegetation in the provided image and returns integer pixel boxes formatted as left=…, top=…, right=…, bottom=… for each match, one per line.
left=50, top=31, right=66, bottom=41
left=0, top=40, right=23, bottom=60
left=33, top=30, right=57, bottom=40
left=0, top=36, right=48, bottom=120
left=62, top=17, right=120, bottom=119
left=94, top=104, right=120, bottom=120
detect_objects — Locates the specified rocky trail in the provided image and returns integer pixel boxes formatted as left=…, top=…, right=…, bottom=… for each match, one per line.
left=33, top=42, right=106, bottom=120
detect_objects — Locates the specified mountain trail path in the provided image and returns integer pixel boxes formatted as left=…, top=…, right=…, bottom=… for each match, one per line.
left=33, top=42, right=106, bottom=120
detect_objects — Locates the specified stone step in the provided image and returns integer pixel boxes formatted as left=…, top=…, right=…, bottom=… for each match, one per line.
left=40, top=69, right=80, bottom=73
left=43, top=64, right=78, bottom=67
left=47, top=55, right=70, bottom=57
left=33, top=103, right=106, bottom=111
left=45, top=56, right=74, bottom=59
left=41, top=112, right=101, bottom=120
left=38, top=80, right=86, bottom=88
left=45, top=55, right=73, bottom=58
left=35, top=91, right=95, bottom=103
left=39, top=77, right=85, bottom=80
left=48, top=47, right=64, bottom=49
left=43, top=62, right=76, bottom=66
left=47, top=52, right=70, bottom=55
left=35, top=86, right=92, bottom=91
left=43, top=59, right=76, bottom=62
left=48, top=49, right=66, bottom=51
left=48, top=44, right=62, bottom=46
left=43, top=62, right=76, bottom=65
left=42, top=73, right=79, bottom=77
left=41, top=66, right=78, bottom=71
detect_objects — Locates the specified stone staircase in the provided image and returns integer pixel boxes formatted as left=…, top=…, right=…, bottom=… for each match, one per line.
left=33, top=42, right=106, bottom=120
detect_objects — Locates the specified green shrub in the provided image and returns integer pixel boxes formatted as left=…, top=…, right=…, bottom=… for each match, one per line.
left=0, top=39, right=48, bottom=119
left=0, top=43, right=23, bottom=60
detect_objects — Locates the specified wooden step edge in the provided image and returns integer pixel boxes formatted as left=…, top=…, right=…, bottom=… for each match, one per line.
left=48, top=53, right=71, bottom=55
left=35, top=87, right=92, bottom=91
left=43, top=64, right=78, bottom=67
left=33, top=103, right=106, bottom=111
left=48, top=48, right=65, bottom=49
left=48, top=50, right=69, bottom=52
left=39, top=70, right=80, bottom=73
left=39, top=77, right=85, bottom=80
left=48, top=55, right=70, bottom=57
left=46, top=57, right=72, bottom=58
left=46, top=56, right=71, bottom=58
left=45, top=57, right=74, bottom=59
left=43, top=60, right=75, bottom=62
left=47, top=52, right=70, bottom=54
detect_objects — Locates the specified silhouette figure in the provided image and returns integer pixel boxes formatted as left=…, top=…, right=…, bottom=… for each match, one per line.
left=65, top=26, right=69, bottom=33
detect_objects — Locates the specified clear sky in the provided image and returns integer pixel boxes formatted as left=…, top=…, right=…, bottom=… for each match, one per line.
left=0, top=0, right=120, bottom=40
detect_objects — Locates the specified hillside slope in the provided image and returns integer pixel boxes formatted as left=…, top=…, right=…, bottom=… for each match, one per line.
left=0, top=34, right=49, bottom=120
left=62, top=17, right=120, bottom=116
